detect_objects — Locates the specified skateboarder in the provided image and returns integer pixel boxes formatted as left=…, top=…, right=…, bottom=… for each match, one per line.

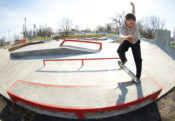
left=117, top=2, right=142, bottom=83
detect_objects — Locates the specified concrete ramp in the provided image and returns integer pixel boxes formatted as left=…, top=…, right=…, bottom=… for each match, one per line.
left=10, top=46, right=96, bottom=58
left=8, top=78, right=162, bottom=119
left=154, top=29, right=175, bottom=60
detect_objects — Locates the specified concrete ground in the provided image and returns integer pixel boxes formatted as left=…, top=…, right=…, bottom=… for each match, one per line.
left=0, top=38, right=175, bottom=119
left=9, top=78, right=159, bottom=107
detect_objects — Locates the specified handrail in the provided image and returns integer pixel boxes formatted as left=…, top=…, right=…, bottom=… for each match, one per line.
left=43, top=57, right=120, bottom=67
left=59, top=39, right=102, bottom=50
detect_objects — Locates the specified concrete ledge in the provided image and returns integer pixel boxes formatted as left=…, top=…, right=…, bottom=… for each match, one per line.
left=7, top=78, right=162, bottom=119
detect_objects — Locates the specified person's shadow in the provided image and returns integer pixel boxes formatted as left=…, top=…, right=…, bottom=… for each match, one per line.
left=116, top=81, right=143, bottom=104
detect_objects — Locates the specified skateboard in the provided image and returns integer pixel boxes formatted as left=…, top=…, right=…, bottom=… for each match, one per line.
left=118, top=61, right=137, bottom=81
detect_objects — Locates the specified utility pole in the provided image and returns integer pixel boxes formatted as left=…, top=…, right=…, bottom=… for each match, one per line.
left=8, top=30, right=10, bottom=42
left=24, top=17, right=27, bottom=38
left=33, top=24, right=36, bottom=38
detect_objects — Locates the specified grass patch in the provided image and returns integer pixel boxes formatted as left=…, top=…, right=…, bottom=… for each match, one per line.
left=53, top=33, right=111, bottom=40
left=33, top=36, right=55, bottom=41
left=30, top=33, right=116, bottom=41
left=170, top=44, right=175, bottom=48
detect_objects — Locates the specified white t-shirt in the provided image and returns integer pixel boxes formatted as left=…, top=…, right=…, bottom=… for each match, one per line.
left=119, top=22, right=140, bottom=44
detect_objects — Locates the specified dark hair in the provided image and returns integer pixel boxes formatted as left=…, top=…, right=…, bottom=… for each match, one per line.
left=125, top=13, right=136, bottom=21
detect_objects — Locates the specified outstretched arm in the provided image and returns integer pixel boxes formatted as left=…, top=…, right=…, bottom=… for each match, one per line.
left=130, top=2, right=135, bottom=15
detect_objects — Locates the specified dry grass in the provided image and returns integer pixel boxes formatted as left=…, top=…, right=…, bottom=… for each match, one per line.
left=158, top=88, right=175, bottom=121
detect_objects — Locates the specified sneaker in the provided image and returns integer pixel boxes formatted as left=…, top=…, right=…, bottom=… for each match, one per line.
left=135, top=78, right=141, bottom=84
left=130, top=78, right=135, bottom=82
left=118, top=60, right=127, bottom=67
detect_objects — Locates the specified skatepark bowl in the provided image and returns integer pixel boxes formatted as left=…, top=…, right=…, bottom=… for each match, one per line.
left=1, top=34, right=175, bottom=119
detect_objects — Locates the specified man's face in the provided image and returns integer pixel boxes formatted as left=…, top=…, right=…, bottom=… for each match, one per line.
left=125, top=19, right=135, bottom=28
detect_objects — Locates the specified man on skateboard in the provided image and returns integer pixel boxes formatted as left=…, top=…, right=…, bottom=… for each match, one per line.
left=117, top=2, right=142, bottom=83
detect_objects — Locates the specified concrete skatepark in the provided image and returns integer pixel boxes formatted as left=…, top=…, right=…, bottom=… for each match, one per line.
left=0, top=30, right=175, bottom=119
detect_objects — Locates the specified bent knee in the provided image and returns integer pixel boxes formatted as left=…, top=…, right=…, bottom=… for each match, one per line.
left=117, top=48, right=124, bottom=54
left=117, top=49, right=120, bottom=54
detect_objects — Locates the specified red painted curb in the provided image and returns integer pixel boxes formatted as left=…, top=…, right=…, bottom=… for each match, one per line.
left=60, top=39, right=102, bottom=50
left=7, top=77, right=162, bottom=119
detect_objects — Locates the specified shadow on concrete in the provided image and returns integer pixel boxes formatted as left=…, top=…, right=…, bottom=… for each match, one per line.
left=10, top=52, right=100, bottom=60
left=36, top=66, right=119, bottom=73
left=62, top=45, right=100, bottom=52
left=115, top=81, right=143, bottom=104
left=136, top=82, right=144, bottom=99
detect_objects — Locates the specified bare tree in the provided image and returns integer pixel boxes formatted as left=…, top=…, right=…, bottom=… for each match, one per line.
left=112, top=11, right=126, bottom=34
left=75, top=25, right=80, bottom=33
left=143, top=16, right=165, bottom=30
left=137, top=20, right=146, bottom=37
left=60, top=18, right=72, bottom=37
left=96, top=25, right=106, bottom=33
left=151, top=16, right=166, bottom=30
left=0, top=37, right=5, bottom=46
left=83, top=28, right=91, bottom=33
left=37, top=26, right=53, bottom=39
left=141, top=16, right=166, bottom=39
left=106, top=23, right=112, bottom=33
left=0, top=37, right=9, bottom=47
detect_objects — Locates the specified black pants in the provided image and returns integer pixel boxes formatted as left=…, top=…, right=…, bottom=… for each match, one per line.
left=117, top=40, right=142, bottom=79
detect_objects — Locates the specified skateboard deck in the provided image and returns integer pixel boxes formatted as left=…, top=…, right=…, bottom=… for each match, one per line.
left=119, top=64, right=137, bottom=80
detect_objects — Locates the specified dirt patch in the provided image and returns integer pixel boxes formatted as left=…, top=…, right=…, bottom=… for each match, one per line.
left=0, top=97, right=7, bottom=113
left=158, top=87, right=175, bottom=121
left=0, top=96, right=35, bottom=121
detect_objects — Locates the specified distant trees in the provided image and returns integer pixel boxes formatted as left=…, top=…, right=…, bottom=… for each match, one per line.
left=96, top=26, right=106, bottom=33
left=0, top=37, right=9, bottom=47
left=138, top=16, right=166, bottom=39
left=75, top=25, right=80, bottom=33
left=82, top=28, right=92, bottom=33
left=106, top=23, right=112, bottom=33
left=96, top=24, right=114, bottom=33
left=21, top=21, right=53, bottom=40
left=60, top=18, right=72, bottom=37
left=37, top=26, right=53, bottom=39
left=112, top=11, right=126, bottom=34
left=18, top=14, right=166, bottom=41
left=112, top=12, right=166, bottom=39
left=0, top=38, right=5, bottom=46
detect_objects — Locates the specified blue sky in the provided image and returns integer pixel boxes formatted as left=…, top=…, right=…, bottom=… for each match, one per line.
left=0, top=0, right=175, bottom=40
